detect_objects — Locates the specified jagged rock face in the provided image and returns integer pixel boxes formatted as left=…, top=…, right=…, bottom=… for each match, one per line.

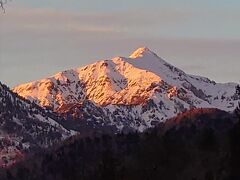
left=13, top=47, right=240, bottom=132
left=12, top=53, right=162, bottom=108
left=0, top=82, right=74, bottom=167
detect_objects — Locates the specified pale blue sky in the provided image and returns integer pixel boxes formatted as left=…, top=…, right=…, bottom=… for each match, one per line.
left=0, top=0, right=240, bottom=87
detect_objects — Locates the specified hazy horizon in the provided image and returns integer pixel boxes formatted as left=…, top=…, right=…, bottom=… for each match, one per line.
left=1, top=0, right=240, bottom=87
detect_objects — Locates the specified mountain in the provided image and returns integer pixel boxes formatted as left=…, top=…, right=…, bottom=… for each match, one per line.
left=0, top=82, right=74, bottom=167
left=13, top=47, right=240, bottom=132
left=160, top=108, right=236, bottom=134
left=2, top=108, right=239, bottom=180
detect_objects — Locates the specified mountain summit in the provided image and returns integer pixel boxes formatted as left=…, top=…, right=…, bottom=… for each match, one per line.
left=13, top=47, right=239, bottom=132
left=129, top=47, right=156, bottom=58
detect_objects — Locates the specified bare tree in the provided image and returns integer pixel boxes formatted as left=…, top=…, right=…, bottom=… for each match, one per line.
left=0, top=0, right=9, bottom=13
left=0, top=0, right=4, bottom=11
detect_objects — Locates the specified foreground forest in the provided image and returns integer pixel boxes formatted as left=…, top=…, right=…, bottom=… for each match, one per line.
left=0, top=108, right=240, bottom=180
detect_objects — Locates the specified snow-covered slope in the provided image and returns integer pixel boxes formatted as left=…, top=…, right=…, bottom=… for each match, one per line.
left=0, top=82, right=74, bottom=167
left=13, top=47, right=239, bottom=132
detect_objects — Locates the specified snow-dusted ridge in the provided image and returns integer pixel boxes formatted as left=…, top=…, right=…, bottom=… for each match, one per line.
left=13, top=47, right=240, bottom=132
left=0, top=82, right=75, bottom=167
left=0, top=82, right=77, bottom=167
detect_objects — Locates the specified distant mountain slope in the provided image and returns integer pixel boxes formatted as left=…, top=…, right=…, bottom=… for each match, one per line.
left=2, top=108, right=239, bottom=180
left=13, top=47, right=240, bottom=131
left=161, top=108, right=236, bottom=133
left=0, top=82, right=74, bottom=167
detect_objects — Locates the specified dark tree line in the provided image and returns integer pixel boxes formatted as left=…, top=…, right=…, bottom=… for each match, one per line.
left=0, top=108, right=239, bottom=180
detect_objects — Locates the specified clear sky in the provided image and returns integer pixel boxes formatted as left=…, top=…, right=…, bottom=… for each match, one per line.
left=0, top=0, right=240, bottom=87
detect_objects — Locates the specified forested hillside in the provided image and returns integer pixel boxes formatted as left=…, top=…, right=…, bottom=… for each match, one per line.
left=1, top=108, right=240, bottom=180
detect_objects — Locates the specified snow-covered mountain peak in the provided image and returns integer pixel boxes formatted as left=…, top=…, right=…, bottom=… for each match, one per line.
left=129, top=47, right=157, bottom=59
left=12, top=47, right=239, bottom=132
